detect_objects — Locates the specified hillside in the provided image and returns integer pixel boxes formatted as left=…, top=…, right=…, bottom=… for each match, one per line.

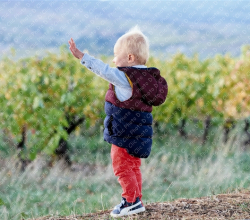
left=34, top=189, right=250, bottom=220
left=1, top=0, right=250, bottom=61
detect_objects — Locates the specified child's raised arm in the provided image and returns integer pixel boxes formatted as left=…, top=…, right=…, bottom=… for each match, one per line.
left=68, top=38, right=132, bottom=91
left=68, top=38, right=84, bottom=60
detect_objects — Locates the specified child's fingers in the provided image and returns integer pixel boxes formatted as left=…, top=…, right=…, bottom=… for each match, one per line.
left=69, top=46, right=74, bottom=53
left=69, top=47, right=77, bottom=57
left=68, top=41, right=73, bottom=48
left=71, top=38, right=76, bottom=46
left=68, top=38, right=74, bottom=46
left=69, top=40, right=76, bottom=49
left=69, top=45, right=74, bottom=52
left=68, top=38, right=78, bottom=57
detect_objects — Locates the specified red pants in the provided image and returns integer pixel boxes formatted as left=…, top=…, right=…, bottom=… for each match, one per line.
left=111, top=144, right=143, bottom=206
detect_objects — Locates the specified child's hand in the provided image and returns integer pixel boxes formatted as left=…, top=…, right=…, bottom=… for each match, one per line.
left=68, top=38, right=84, bottom=60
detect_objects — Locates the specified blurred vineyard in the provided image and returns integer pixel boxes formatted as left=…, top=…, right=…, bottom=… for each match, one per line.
left=0, top=44, right=250, bottom=168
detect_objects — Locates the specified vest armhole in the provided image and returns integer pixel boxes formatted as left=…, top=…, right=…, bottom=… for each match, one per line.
left=112, top=73, right=133, bottom=102
left=112, top=84, right=120, bottom=101
left=124, top=73, right=133, bottom=90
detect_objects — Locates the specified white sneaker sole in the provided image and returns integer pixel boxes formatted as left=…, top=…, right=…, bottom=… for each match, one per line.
left=110, top=206, right=146, bottom=217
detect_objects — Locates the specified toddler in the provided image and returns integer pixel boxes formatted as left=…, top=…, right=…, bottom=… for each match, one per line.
left=68, top=25, right=168, bottom=218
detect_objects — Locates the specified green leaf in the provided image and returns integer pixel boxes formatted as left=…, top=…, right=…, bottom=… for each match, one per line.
left=29, top=145, right=39, bottom=161
left=33, top=97, right=40, bottom=109
left=58, top=126, right=68, bottom=140
left=60, top=118, right=69, bottom=127
left=60, top=94, right=66, bottom=104
left=0, top=198, right=6, bottom=206
left=43, top=134, right=61, bottom=155
left=0, top=145, right=8, bottom=156
left=20, top=212, right=29, bottom=218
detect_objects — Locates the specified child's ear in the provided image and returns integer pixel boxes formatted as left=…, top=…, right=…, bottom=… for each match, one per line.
left=128, top=54, right=135, bottom=63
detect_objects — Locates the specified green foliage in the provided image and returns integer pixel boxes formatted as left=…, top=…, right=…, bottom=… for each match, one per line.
left=0, top=45, right=250, bottom=160
left=0, top=46, right=105, bottom=160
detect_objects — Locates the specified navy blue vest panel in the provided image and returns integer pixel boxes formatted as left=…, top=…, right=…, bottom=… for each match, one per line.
left=103, top=101, right=153, bottom=158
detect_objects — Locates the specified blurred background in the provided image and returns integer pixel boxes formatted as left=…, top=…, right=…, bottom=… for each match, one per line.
left=0, top=0, right=250, bottom=220
left=1, top=0, right=250, bottom=60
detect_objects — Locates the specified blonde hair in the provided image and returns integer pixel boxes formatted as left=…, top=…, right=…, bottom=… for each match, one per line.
left=116, top=25, right=150, bottom=65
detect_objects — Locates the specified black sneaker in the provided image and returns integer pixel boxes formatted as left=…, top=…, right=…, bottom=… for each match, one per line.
left=110, top=197, right=145, bottom=218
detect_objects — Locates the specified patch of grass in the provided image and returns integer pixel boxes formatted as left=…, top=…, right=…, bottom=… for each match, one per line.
left=238, top=201, right=250, bottom=213
left=0, top=122, right=250, bottom=219
left=238, top=153, right=250, bottom=172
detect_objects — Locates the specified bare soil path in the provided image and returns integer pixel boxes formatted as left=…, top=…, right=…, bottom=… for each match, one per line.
left=34, top=188, right=250, bottom=220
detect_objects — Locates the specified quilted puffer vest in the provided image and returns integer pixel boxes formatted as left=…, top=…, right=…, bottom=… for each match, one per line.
left=103, top=66, right=168, bottom=158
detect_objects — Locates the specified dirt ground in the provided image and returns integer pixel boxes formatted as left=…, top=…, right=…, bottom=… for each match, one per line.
left=33, top=188, right=250, bottom=220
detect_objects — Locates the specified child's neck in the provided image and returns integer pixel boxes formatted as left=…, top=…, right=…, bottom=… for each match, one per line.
left=128, top=63, right=145, bottom=66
